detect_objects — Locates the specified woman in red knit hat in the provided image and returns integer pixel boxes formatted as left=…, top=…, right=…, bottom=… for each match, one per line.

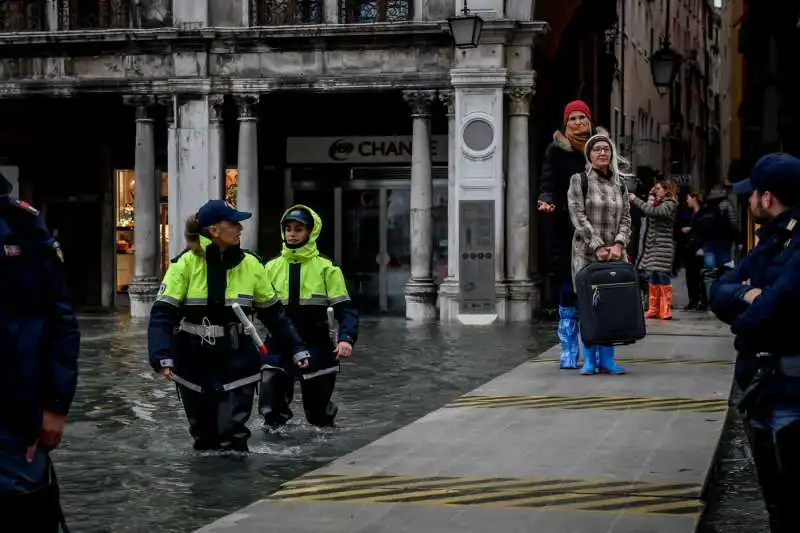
left=538, top=100, right=608, bottom=369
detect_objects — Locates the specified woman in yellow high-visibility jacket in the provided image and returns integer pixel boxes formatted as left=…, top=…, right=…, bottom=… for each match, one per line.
left=147, top=200, right=309, bottom=451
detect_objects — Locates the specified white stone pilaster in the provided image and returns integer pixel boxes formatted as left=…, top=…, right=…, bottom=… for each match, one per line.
left=402, top=89, right=438, bottom=322
left=124, top=95, right=161, bottom=318
left=451, top=68, right=508, bottom=324
left=438, top=89, right=460, bottom=322
left=166, top=95, right=226, bottom=260
left=504, top=82, right=539, bottom=321
left=236, top=94, right=260, bottom=252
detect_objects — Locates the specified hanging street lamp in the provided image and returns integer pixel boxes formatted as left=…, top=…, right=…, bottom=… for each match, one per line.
left=448, top=0, right=484, bottom=49
left=649, top=44, right=683, bottom=96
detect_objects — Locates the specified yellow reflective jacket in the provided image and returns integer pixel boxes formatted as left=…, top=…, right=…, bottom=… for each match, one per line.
left=265, top=205, right=359, bottom=352
left=147, top=235, right=305, bottom=386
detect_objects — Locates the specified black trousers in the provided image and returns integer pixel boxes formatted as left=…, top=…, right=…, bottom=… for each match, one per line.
left=685, top=254, right=707, bottom=307
left=178, top=384, right=256, bottom=452
left=259, top=370, right=338, bottom=428
left=747, top=419, right=800, bottom=533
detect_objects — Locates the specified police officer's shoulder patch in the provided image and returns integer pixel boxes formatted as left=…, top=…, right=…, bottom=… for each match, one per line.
left=11, top=199, right=40, bottom=216
left=158, top=282, right=167, bottom=295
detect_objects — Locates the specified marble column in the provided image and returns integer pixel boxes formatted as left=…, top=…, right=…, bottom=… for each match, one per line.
left=437, top=89, right=459, bottom=322
left=235, top=94, right=260, bottom=251
left=505, top=87, right=539, bottom=321
left=208, top=95, right=226, bottom=203
left=124, top=96, right=161, bottom=318
left=402, top=90, right=437, bottom=322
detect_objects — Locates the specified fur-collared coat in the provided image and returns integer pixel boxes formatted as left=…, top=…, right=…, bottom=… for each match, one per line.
left=539, top=126, right=609, bottom=277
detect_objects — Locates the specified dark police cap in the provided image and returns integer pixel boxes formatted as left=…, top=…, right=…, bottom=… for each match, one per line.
left=196, top=200, right=252, bottom=228
left=282, top=208, right=314, bottom=228
left=733, top=153, right=800, bottom=205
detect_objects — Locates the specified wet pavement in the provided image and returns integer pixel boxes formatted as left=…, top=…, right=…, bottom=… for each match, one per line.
left=55, top=314, right=557, bottom=533
left=53, top=311, right=771, bottom=533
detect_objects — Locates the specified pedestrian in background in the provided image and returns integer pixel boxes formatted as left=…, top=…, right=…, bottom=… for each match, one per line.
left=537, top=99, right=609, bottom=370
left=147, top=200, right=309, bottom=452
left=629, top=180, right=678, bottom=320
left=709, top=153, right=800, bottom=533
left=681, top=192, right=709, bottom=310
left=567, top=133, right=632, bottom=375
left=0, top=171, right=80, bottom=531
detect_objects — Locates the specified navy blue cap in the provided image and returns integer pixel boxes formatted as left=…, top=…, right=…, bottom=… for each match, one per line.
left=733, top=153, right=800, bottom=204
left=196, top=200, right=251, bottom=228
left=282, top=208, right=314, bottom=228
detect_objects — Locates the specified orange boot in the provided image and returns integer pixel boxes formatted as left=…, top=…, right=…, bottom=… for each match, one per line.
left=659, top=284, right=673, bottom=320
left=645, top=284, right=660, bottom=319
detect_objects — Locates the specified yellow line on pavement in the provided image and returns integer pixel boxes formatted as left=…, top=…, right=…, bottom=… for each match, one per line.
left=445, top=394, right=729, bottom=413
left=269, top=473, right=704, bottom=517
left=530, top=357, right=732, bottom=365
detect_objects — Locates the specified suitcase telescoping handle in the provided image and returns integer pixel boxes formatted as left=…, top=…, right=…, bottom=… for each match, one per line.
left=231, top=303, right=268, bottom=355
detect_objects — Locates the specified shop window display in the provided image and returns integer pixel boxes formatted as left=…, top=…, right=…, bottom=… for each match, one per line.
left=115, top=169, right=239, bottom=295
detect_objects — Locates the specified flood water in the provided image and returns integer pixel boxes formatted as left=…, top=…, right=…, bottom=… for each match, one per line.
left=56, top=314, right=557, bottom=532
left=54, top=313, right=770, bottom=532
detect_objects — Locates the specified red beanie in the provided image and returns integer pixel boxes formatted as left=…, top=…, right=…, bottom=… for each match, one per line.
left=563, top=100, right=592, bottom=124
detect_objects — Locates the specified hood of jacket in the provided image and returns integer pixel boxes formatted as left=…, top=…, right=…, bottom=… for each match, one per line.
left=552, top=126, right=610, bottom=152
left=280, top=204, right=322, bottom=263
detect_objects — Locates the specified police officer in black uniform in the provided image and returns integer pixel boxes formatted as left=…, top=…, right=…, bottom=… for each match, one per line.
left=710, top=153, right=800, bottom=533
left=0, top=171, right=80, bottom=531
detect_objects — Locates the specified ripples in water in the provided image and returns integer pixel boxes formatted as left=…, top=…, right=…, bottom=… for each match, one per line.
left=56, top=314, right=556, bottom=532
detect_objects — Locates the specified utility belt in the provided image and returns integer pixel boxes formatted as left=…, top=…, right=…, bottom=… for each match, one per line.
left=738, top=353, right=800, bottom=414
left=173, top=318, right=261, bottom=394
left=178, top=319, right=247, bottom=349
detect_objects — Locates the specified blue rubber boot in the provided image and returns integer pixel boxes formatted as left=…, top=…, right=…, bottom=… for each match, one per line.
left=579, top=342, right=598, bottom=375
left=598, top=346, right=626, bottom=375
left=558, top=306, right=581, bottom=369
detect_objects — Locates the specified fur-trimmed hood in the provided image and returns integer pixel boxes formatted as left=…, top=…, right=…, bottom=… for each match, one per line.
left=553, top=126, right=610, bottom=152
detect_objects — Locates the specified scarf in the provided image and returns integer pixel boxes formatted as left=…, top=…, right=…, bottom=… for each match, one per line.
left=565, top=118, right=592, bottom=153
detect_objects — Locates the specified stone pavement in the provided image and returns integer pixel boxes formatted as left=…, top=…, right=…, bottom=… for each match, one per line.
left=196, top=306, right=735, bottom=533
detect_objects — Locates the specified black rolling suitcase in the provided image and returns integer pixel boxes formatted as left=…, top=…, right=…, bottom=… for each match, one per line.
left=575, top=261, right=647, bottom=348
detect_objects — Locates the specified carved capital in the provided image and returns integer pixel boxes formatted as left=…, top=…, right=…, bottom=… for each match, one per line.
left=438, top=89, right=455, bottom=117
left=505, top=87, right=533, bottom=116
left=235, top=94, right=260, bottom=120
left=123, top=95, right=156, bottom=120
left=156, top=95, right=175, bottom=125
left=402, top=90, right=437, bottom=117
left=208, top=94, right=225, bottom=123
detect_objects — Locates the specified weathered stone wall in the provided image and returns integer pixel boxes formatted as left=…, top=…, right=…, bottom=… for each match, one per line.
left=0, top=26, right=455, bottom=95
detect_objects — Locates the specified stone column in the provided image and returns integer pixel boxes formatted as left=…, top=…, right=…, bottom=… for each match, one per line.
left=124, top=96, right=161, bottom=318
left=402, top=90, right=438, bottom=322
left=208, top=95, right=226, bottom=202
left=235, top=95, right=260, bottom=251
left=438, top=89, right=459, bottom=322
left=505, top=87, right=538, bottom=321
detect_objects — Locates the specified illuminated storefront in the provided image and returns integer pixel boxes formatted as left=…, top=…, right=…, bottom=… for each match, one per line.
left=114, top=168, right=238, bottom=298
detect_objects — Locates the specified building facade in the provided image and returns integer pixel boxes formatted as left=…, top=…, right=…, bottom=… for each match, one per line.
left=718, top=0, right=800, bottom=249
left=0, top=0, right=549, bottom=323
left=608, top=0, right=719, bottom=193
